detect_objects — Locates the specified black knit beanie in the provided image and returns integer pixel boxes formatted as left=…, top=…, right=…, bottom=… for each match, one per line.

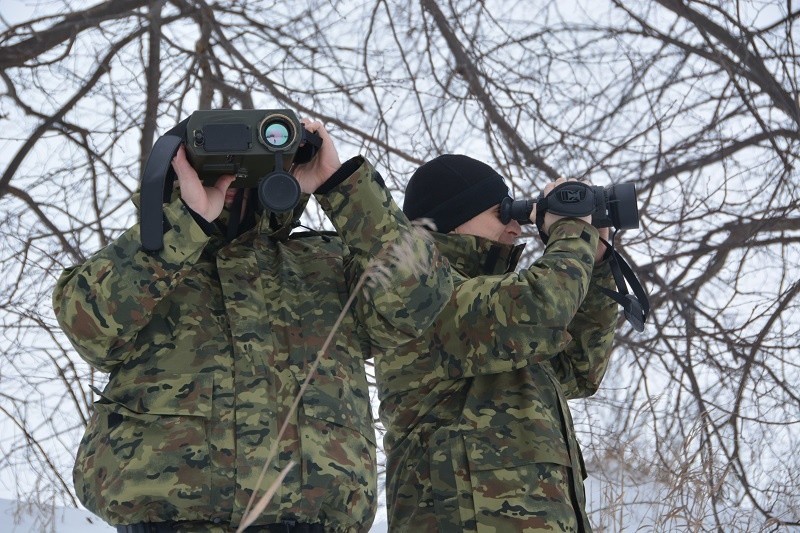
left=403, top=154, right=510, bottom=234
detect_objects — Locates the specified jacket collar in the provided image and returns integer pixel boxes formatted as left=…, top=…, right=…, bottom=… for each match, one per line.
left=207, top=192, right=310, bottom=254
left=254, top=193, right=310, bottom=242
left=432, top=232, right=525, bottom=277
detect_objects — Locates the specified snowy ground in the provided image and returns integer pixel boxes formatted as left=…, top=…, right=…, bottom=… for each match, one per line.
left=0, top=499, right=113, bottom=533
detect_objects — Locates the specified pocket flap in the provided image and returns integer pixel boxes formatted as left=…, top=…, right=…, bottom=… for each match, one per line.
left=95, top=373, right=213, bottom=418
left=464, top=430, right=571, bottom=471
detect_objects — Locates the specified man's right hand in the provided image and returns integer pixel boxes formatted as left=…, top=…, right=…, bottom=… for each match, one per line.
left=539, top=177, right=592, bottom=234
left=171, top=145, right=236, bottom=222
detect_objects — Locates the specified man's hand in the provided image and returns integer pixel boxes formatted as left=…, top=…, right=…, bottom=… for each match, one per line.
left=292, top=120, right=341, bottom=194
left=172, top=145, right=235, bottom=222
left=540, top=177, right=592, bottom=234
left=539, top=177, right=607, bottom=263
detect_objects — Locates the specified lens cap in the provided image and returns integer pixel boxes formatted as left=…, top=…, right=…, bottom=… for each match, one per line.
left=258, top=171, right=301, bottom=213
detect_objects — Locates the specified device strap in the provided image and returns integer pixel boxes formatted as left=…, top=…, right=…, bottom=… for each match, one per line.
left=293, top=129, right=323, bottom=164
left=140, top=134, right=183, bottom=251
left=598, top=238, right=650, bottom=332
left=139, top=118, right=191, bottom=251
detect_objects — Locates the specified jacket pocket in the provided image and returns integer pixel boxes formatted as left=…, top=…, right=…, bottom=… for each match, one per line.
left=296, top=372, right=377, bottom=528
left=462, top=431, right=578, bottom=532
left=73, top=373, right=213, bottom=525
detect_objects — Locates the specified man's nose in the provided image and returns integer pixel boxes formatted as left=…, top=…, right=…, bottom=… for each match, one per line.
left=508, top=220, right=522, bottom=237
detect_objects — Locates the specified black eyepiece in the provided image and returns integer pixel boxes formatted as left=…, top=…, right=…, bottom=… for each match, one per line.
left=500, top=196, right=535, bottom=225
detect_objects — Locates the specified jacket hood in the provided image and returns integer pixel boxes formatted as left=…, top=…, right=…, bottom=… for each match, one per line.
left=432, top=232, right=525, bottom=277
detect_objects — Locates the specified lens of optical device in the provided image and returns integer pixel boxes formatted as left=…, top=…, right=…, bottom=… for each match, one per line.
left=263, top=120, right=291, bottom=147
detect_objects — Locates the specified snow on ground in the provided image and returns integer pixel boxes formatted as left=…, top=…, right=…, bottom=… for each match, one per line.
left=0, top=499, right=113, bottom=532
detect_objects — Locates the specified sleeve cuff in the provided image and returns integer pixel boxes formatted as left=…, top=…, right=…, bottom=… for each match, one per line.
left=315, top=156, right=365, bottom=194
left=547, top=218, right=598, bottom=246
left=180, top=199, right=218, bottom=236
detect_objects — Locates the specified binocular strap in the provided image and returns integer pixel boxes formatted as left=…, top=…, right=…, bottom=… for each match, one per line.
left=598, top=238, right=650, bottom=332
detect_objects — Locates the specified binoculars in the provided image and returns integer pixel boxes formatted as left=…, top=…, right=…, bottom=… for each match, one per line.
left=499, top=180, right=648, bottom=331
left=500, top=182, right=639, bottom=230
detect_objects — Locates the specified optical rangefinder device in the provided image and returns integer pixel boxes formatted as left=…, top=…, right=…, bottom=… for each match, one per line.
left=139, top=109, right=321, bottom=252
left=186, top=109, right=321, bottom=213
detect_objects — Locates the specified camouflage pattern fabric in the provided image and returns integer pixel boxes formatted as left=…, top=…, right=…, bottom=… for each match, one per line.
left=376, top=221, right=618, bottom=532
left=53, top=156, right=453, bottom=532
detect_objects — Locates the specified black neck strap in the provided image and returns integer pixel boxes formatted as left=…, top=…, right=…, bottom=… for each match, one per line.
left=225, top=188, right=245, bottom=243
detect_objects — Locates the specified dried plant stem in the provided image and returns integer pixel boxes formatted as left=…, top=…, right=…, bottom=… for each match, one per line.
left=236, top=228, right=429, bottom=530
left=236, top=460, right=296, bottom=532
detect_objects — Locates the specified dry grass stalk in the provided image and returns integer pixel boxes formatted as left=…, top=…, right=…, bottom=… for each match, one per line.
left=237, top=460, right=295, bottom=531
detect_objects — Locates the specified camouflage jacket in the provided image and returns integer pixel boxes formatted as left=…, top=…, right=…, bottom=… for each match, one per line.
left=376, top=220, right=618, bottom=532
left=53, top=157, right=452, bottom=532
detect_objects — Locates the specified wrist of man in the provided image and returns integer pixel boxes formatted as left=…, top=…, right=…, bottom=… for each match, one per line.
left=315, top=156, right=363, bottom=194
left=547, top=218, right=599, bottom=248
left=180, top=199, right=217, bottom=235
left=595, top=240, right=612, bottom=264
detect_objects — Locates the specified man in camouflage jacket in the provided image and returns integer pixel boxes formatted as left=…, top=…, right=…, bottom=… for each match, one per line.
left=53, top=121, right=453, bottom=532
left=377, top=155, right=618, bottom=532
